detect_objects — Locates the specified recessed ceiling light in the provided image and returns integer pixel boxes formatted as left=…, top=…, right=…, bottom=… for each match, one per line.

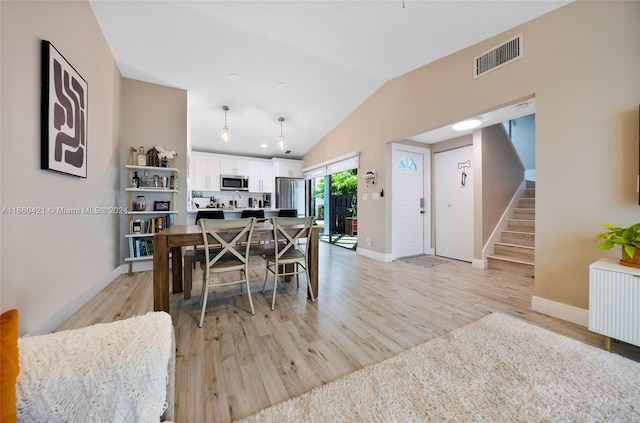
left=277, top=82, right=286, bottom=89
left=260, top=143, right=267, bottom=148
left=228, top=73, right=239, bottom=81
left=452, top=118, right=482, bottom=131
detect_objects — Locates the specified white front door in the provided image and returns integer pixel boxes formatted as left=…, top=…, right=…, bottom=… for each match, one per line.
left=434, top=146, right=473, bottom=262
left=392, top=144, right=430, bottom=258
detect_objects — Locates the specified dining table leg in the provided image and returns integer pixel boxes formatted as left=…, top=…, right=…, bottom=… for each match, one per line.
left=171, top=246, right=183, bottom=294
left=153, top=233, right=169, bottom=312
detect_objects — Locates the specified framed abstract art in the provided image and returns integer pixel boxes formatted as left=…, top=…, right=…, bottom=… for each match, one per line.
left=41, top=40, right=88, bottom=178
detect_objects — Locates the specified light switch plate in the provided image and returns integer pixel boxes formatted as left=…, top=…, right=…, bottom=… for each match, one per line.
left=372, top=192, right=380, bottom=200
left=363, top=193, right=368, bottom=201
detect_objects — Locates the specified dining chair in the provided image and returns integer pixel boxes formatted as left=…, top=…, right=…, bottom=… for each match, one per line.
left=197, top=217, right=256, bottom=327
left=262, top=216, right=315, bottom=311
left=183, top=210, right=225, bottom=299
left=277, top=209, right=297, bottom=217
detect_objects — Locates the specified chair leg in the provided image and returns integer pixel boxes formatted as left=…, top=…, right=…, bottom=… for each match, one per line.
left=244, top=267, right=255, bottom=315
left=306, top=269, right=315, bottom=303
left=199, top=274, right=209, bottom=328
left=262, top=262, right=270, bottom=293
left=271, top=265, right=279, bottom=311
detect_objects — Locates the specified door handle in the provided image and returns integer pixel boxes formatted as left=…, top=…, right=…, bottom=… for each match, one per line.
left=420, top=197, right=425, bottom=214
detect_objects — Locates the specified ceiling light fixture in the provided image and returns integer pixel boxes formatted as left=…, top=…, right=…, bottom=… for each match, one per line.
left=277, top=117, right=286, bottom=151
left=220, top=105, right=230, bottom=143
left=452, top=118, right=482, bottom=131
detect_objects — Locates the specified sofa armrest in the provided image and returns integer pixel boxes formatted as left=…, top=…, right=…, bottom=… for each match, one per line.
left=17, top=312, right=174, bottom=423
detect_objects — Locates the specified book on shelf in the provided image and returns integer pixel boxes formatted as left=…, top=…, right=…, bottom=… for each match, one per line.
left=129, top=214, right=175, bottom=236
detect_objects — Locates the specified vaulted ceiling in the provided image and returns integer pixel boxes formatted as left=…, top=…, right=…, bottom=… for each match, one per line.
left=89, top=1, right=569, bottom=158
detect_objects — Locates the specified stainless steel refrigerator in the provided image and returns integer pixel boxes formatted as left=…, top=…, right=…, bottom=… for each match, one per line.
left=275, top=177, right=306, bottom=216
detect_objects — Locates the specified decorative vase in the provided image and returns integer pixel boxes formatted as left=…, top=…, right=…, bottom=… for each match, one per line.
left=619, top=248, right=640, bottom=269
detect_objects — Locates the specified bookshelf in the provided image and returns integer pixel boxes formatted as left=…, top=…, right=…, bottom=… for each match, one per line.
left=125, top=147, right=179, bottom=274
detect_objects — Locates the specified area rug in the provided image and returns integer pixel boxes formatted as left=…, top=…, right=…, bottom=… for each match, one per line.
left=236, top=313, right=640, bottom=422
left=398, top=254, right=450, bottom=268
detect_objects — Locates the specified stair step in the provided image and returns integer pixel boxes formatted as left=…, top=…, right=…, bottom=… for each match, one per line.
left=518, top=198, right=535, bottom=208
left=512, top=208, right=535, bottom=220
left=501, top=230, right=535, bottom=247
left=507, top=218, right=535, bottom=233
left=494, top=243, right=535, bottom=261
left=487, top=255, right=535, bottom=278
left=523, top=188, right=536, bottom=198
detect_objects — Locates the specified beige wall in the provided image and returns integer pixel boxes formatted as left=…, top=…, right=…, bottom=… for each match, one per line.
left=304, top=1, right=640, bottom=310
left=1, top=0, right=122, bottom=334
left=478, top=124, right=524, bottom=250
left=119, top=79, right=188, bottom=263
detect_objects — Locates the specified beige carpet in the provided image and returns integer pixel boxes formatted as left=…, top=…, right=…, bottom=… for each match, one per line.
left=237, top=313, right=640, bottom=422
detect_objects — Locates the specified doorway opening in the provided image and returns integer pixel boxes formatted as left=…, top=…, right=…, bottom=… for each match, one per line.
left=310, top=169, right=358, bottom=250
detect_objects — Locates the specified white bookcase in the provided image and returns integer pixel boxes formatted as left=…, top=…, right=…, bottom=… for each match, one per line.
left=124, top=147, right=179, bottom=274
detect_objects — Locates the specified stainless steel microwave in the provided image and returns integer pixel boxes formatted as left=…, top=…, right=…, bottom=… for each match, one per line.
left=220, top=174, right=249, bottom=191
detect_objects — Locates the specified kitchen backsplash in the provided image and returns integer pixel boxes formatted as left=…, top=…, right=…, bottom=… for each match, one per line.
left=191, top=191, right=270, bottom=209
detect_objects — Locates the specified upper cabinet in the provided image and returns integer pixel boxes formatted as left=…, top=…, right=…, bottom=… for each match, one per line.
left=248, top=159, right=274, bottom=193
left=189, top=152, right=303, bottom=194
left=220, top=156, right=250, bottom=176
left=272, top=158, right=303, bottom=178
left=190, top=152, right=220, bottom=191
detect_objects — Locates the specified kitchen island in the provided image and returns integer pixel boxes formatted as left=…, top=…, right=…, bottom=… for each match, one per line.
left=186, top=208, right=282, bottom=224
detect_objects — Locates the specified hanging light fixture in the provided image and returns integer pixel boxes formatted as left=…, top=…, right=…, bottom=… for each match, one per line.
left=277, top=117, right=286, bottom=151
left=220, top=105, right=230, bottom=143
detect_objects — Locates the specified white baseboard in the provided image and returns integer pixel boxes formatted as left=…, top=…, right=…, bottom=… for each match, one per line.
left=357, top=247, right=394, bottom=262
left=472, top=259, right=488, bottom=269
left=30, top=265, right=125, bottom=336
left=123, top=260, right=154, bottom=273
left=531, top=295, right=589, bottom=327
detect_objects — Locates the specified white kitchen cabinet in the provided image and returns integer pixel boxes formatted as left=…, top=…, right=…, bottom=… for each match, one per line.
left=190, top=152, right=220, bottom=191
left=272, top=158, right=303, bottom=178
left=249, top=159, right=274, bottom=193
left=220, top=156, right=250, bottom=176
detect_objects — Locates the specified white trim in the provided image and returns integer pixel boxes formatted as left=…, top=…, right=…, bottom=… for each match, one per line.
left=531, top=295, right=589, bottom=327
left=29, top=265, right=125, bottom=336
left=472, top=258, right=488, bottom=269
left=302, top=151, right=360, bottom=173
left=482, top=180, right=526, bottom=260
left=125, top=260, right=154, bottom=273
left=357, top=247, right=394, bottom=262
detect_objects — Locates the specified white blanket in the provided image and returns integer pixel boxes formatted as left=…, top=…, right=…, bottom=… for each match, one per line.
left=17, top=312, right=173, bottom=423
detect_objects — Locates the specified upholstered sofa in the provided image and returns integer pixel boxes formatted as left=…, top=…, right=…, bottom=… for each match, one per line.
left=1, top=310, right=175, bottom=423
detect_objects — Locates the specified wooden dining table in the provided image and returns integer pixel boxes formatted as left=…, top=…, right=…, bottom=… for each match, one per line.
left=152, top=222, right=319, bottom=313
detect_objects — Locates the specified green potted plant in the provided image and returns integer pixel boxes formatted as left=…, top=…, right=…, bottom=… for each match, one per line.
left=594, top=223, right=640, bottom=269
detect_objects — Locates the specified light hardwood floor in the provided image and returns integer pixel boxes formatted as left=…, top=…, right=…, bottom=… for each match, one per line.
left=56, top=242, right=640, bottom=423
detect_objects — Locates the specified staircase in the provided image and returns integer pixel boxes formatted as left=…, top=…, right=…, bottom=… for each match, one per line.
left=487, top=188, right=535, bottom=278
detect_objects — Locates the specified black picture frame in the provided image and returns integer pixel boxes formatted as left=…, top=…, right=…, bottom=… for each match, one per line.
left=154, top=201, right=171, bottom=211
left=41, top=40, right=88, bottom=178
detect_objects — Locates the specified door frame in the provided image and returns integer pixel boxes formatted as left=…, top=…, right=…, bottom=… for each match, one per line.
left=390, top=143, right=432, bottom=260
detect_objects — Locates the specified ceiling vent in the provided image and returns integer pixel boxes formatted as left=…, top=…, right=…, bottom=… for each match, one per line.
left=474, top=33, right=523, bottom=78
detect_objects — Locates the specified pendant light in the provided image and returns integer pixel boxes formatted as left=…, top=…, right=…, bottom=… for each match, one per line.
left=220, top=105, right=230, bottom=143
left=277, top=117, right=286, bottom=151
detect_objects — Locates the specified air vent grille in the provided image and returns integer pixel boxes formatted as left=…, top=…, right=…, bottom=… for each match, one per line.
left=474, top=33, right=523, bottom=78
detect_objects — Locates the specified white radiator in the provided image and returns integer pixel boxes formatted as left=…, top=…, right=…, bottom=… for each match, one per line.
left=589, top=258, right=640, bottom=347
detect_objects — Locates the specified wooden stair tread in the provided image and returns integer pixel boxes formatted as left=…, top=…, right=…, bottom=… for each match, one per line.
left=502, top=230, right=535, bottom=235
left=494, top=242, right=535, bottom=250
left=487, top=254, right=534, bottom=266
